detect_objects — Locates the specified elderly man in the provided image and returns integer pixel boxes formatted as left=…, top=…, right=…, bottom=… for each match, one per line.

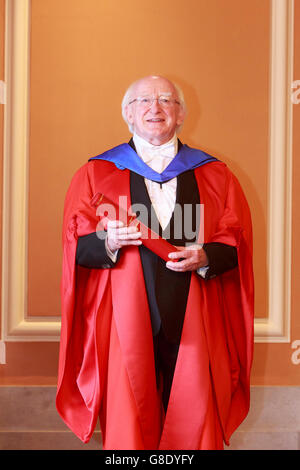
left=56, top=75, right=254, bottom=450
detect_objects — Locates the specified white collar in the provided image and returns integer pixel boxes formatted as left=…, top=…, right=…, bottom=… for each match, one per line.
left=133, top=133, right=178, bottom=157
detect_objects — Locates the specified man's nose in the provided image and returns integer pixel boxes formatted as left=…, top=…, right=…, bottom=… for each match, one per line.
left=149, top=99, right=161, bottom=111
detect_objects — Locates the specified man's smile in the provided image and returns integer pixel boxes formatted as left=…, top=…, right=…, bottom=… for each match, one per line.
left=146, top=118, right=164, bottom=122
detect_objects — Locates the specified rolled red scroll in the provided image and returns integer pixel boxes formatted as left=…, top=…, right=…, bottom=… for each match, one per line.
left=90, top=192, right=179, bottom=262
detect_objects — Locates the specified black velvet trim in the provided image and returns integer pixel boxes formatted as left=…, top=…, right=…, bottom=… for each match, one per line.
left=76, top=231, right=120, bottom=268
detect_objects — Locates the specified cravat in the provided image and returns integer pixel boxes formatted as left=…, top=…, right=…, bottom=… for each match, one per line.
left=140, top=143, right=176, bottom=173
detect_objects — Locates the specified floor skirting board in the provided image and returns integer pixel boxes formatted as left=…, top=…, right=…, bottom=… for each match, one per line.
left=0, top=386, right=299, bottom=450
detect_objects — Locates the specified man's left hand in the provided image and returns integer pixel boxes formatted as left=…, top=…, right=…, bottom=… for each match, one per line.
left=166, top=245, right=208, bottom=272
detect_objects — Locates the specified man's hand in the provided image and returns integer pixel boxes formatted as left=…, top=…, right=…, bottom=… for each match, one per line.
left=166, top=245, right=208, bottom=272
left=106, top=220, right=142, bottom=253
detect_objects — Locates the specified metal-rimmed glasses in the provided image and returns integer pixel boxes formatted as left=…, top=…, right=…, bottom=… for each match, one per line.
left=128, top=96, right=180, bottom=108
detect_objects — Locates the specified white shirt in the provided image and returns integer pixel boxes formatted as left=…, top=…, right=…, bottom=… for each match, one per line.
left=106, top=133, right=209, bottom=277
left=133, top=132, right=178, bottom=230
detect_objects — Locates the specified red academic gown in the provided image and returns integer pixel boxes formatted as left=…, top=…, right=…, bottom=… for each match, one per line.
left=56, top=157, right=254, bottom=450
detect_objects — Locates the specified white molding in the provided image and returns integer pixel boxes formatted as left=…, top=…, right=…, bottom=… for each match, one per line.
left=254, top=0, right=293, bottom=343
left=2, top=0, right=61, bottom=341
left=0, top=0, right=294, bottom=342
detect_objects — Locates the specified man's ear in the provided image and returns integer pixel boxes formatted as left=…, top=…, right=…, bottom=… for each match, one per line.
left=176, top=106, right=186, bottom=127
left=125, top=105, right=134, bottom=125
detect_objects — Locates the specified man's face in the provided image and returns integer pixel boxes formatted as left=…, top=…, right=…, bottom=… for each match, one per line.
left=125, top=77, right=185, bottom=145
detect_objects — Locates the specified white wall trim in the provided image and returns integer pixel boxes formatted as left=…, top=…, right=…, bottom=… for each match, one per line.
left=2, top=0, right=61, bottom=341
left=1, top=0, right=294, bottom=342
left=254, top=0, right=294, bottom=343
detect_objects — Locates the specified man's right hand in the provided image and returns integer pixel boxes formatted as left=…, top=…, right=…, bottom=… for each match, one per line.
left=106, top=220, right=142, bottom=253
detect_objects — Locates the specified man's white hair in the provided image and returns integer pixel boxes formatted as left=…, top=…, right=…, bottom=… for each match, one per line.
left=121, top=76, right=187, bottom=134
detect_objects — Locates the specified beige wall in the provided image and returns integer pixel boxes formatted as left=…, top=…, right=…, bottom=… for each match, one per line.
left=0, top=0, right=299, bottom=386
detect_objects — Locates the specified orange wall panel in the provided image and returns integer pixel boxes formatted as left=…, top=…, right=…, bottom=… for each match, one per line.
left=27, top=0, right=270, bottom=321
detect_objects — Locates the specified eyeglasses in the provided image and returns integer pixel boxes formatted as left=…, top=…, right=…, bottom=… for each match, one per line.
left=128, top=96, right=180, bottom=108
